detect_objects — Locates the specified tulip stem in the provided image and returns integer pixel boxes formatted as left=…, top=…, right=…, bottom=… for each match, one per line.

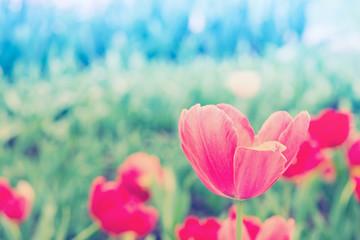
left=331, top=179, right=354, bottom=228
left=0, top=218, right=22, bottom=240
left=72, top=222, right=98, bottom=240
left=236, top=200, right=243, bottom=240
left=284, top=183, right=292, bottom=217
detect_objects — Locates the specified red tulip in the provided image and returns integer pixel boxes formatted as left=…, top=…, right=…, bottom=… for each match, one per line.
left=282, top=140, right=323, bottom=179
left=179, top=104, right=309, bottom=199
left=282, top=140, right=334, bottom=182
left=308, top=109, right=350, bottom=149
left=175, top=216, right=221, bottom=240
left=218, top=206, right=294, bottom=240
left=347, top=139, right=360, bottom=167
left=0, top=179, right=13, bottom=212
left=117, top=152, right=164, bottom=202
left=347, top=140, right=360, bottom=202
left=0, top=179, right=34, bottom=223
left=88, top=176, right=158, bottom=237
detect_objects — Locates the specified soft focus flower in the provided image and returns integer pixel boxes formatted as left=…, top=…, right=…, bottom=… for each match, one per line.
left=179, top=104, right=310, bottom=199
left=308, top=109, right=351, bottom=149
left=346, top=140, right=360, bottom=202
left=282, top=139, right=335, bottom=182
left=347, top=139, right=360, bottom=167
left=88, top=176, right=159, bottom=237
left=0, top=178, right=34, bottom=223
left=351, top=175, right=360, bottom=202
left=117, top=152, right=164, bottom=202
left=282, top=140, right=324, bottom=179
left=218, top=206, right=295, bottom=240
left=0, top=179, right=13, bottom=213
left=226, top=71, right=261, bottom=99
left=175, top=216, right=221, bottom=240
left=255, top=216, right=295, bottom=240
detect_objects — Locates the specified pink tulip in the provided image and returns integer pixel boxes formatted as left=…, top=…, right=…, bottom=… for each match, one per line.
left=117, top=152, right=164, bottom=202
left=218, top=206, right=295, bottom=240
left=88, top=176, right=159, bottom=237
left=179, top=104, right=309, bottom=199
left=0, top=178, right=34, bottom=223
left=175, top=216, right=221, bottom=240
left=255, top=216, right=295, bottom=240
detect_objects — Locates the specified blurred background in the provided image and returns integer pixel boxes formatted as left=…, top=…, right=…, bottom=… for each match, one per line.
left=1, top=0, right=360, bottom=239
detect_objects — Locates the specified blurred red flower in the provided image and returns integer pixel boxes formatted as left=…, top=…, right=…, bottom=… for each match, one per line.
left=347, top=139, right=360, bottom=167
left=88, top=176, right=158, bottom=237
left=179, top=104, right=309, bottom=200
left=218, top=206, right=294, bottom=240
left=0, top=178, right=34, bottom=224
left=175, top=216, right=221, bottom=240
left=346, top=139, right=360, bottom=203
left=282, top=140, right=336, bottom=183
left=308, top=109, right=351, bottom=149
left=117, top=152, right=164, bottom=202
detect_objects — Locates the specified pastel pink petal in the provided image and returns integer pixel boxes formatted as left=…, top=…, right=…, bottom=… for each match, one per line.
left=234, top=141, right=287, bottom=199
left=218, top=218, right=251, bottom=240
left=279, top=111, right=310, bottom=169
left=216, top=104, right=255, bottom=146
left=256, top=216, right=295, bottom=240
left=181, top=145, right=228, bottom=198
left=179, top=104, right=238, bottom=197
left=255, top=111, right=292, bottom=145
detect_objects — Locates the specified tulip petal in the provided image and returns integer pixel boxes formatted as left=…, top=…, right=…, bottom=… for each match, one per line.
left=279, top=111, right=310, bottom=168
left=179, top=104, right=238, bottom=197
left=217, top=104, right=255, bottom=146
left=234, top=141, right=287, bottom=199
left=217, top=218, right=251, bottom=240
left=255, top=111, right=292, bottom=145
left=176, top=216, right=221, bottom=240
left=180, top=109, right=226, bottom=197
left=243, top=216, right=262, bottom=240
left=347, top=140, right=360, bottom=167
left=309, top=109, right=351, bottom=148
left=256, top=216, right=295, bottom=240
left=100, top=204, right=159, bottom=236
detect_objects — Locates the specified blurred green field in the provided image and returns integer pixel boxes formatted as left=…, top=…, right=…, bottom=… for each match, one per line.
left=1, top=47, right=360, bottom=239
